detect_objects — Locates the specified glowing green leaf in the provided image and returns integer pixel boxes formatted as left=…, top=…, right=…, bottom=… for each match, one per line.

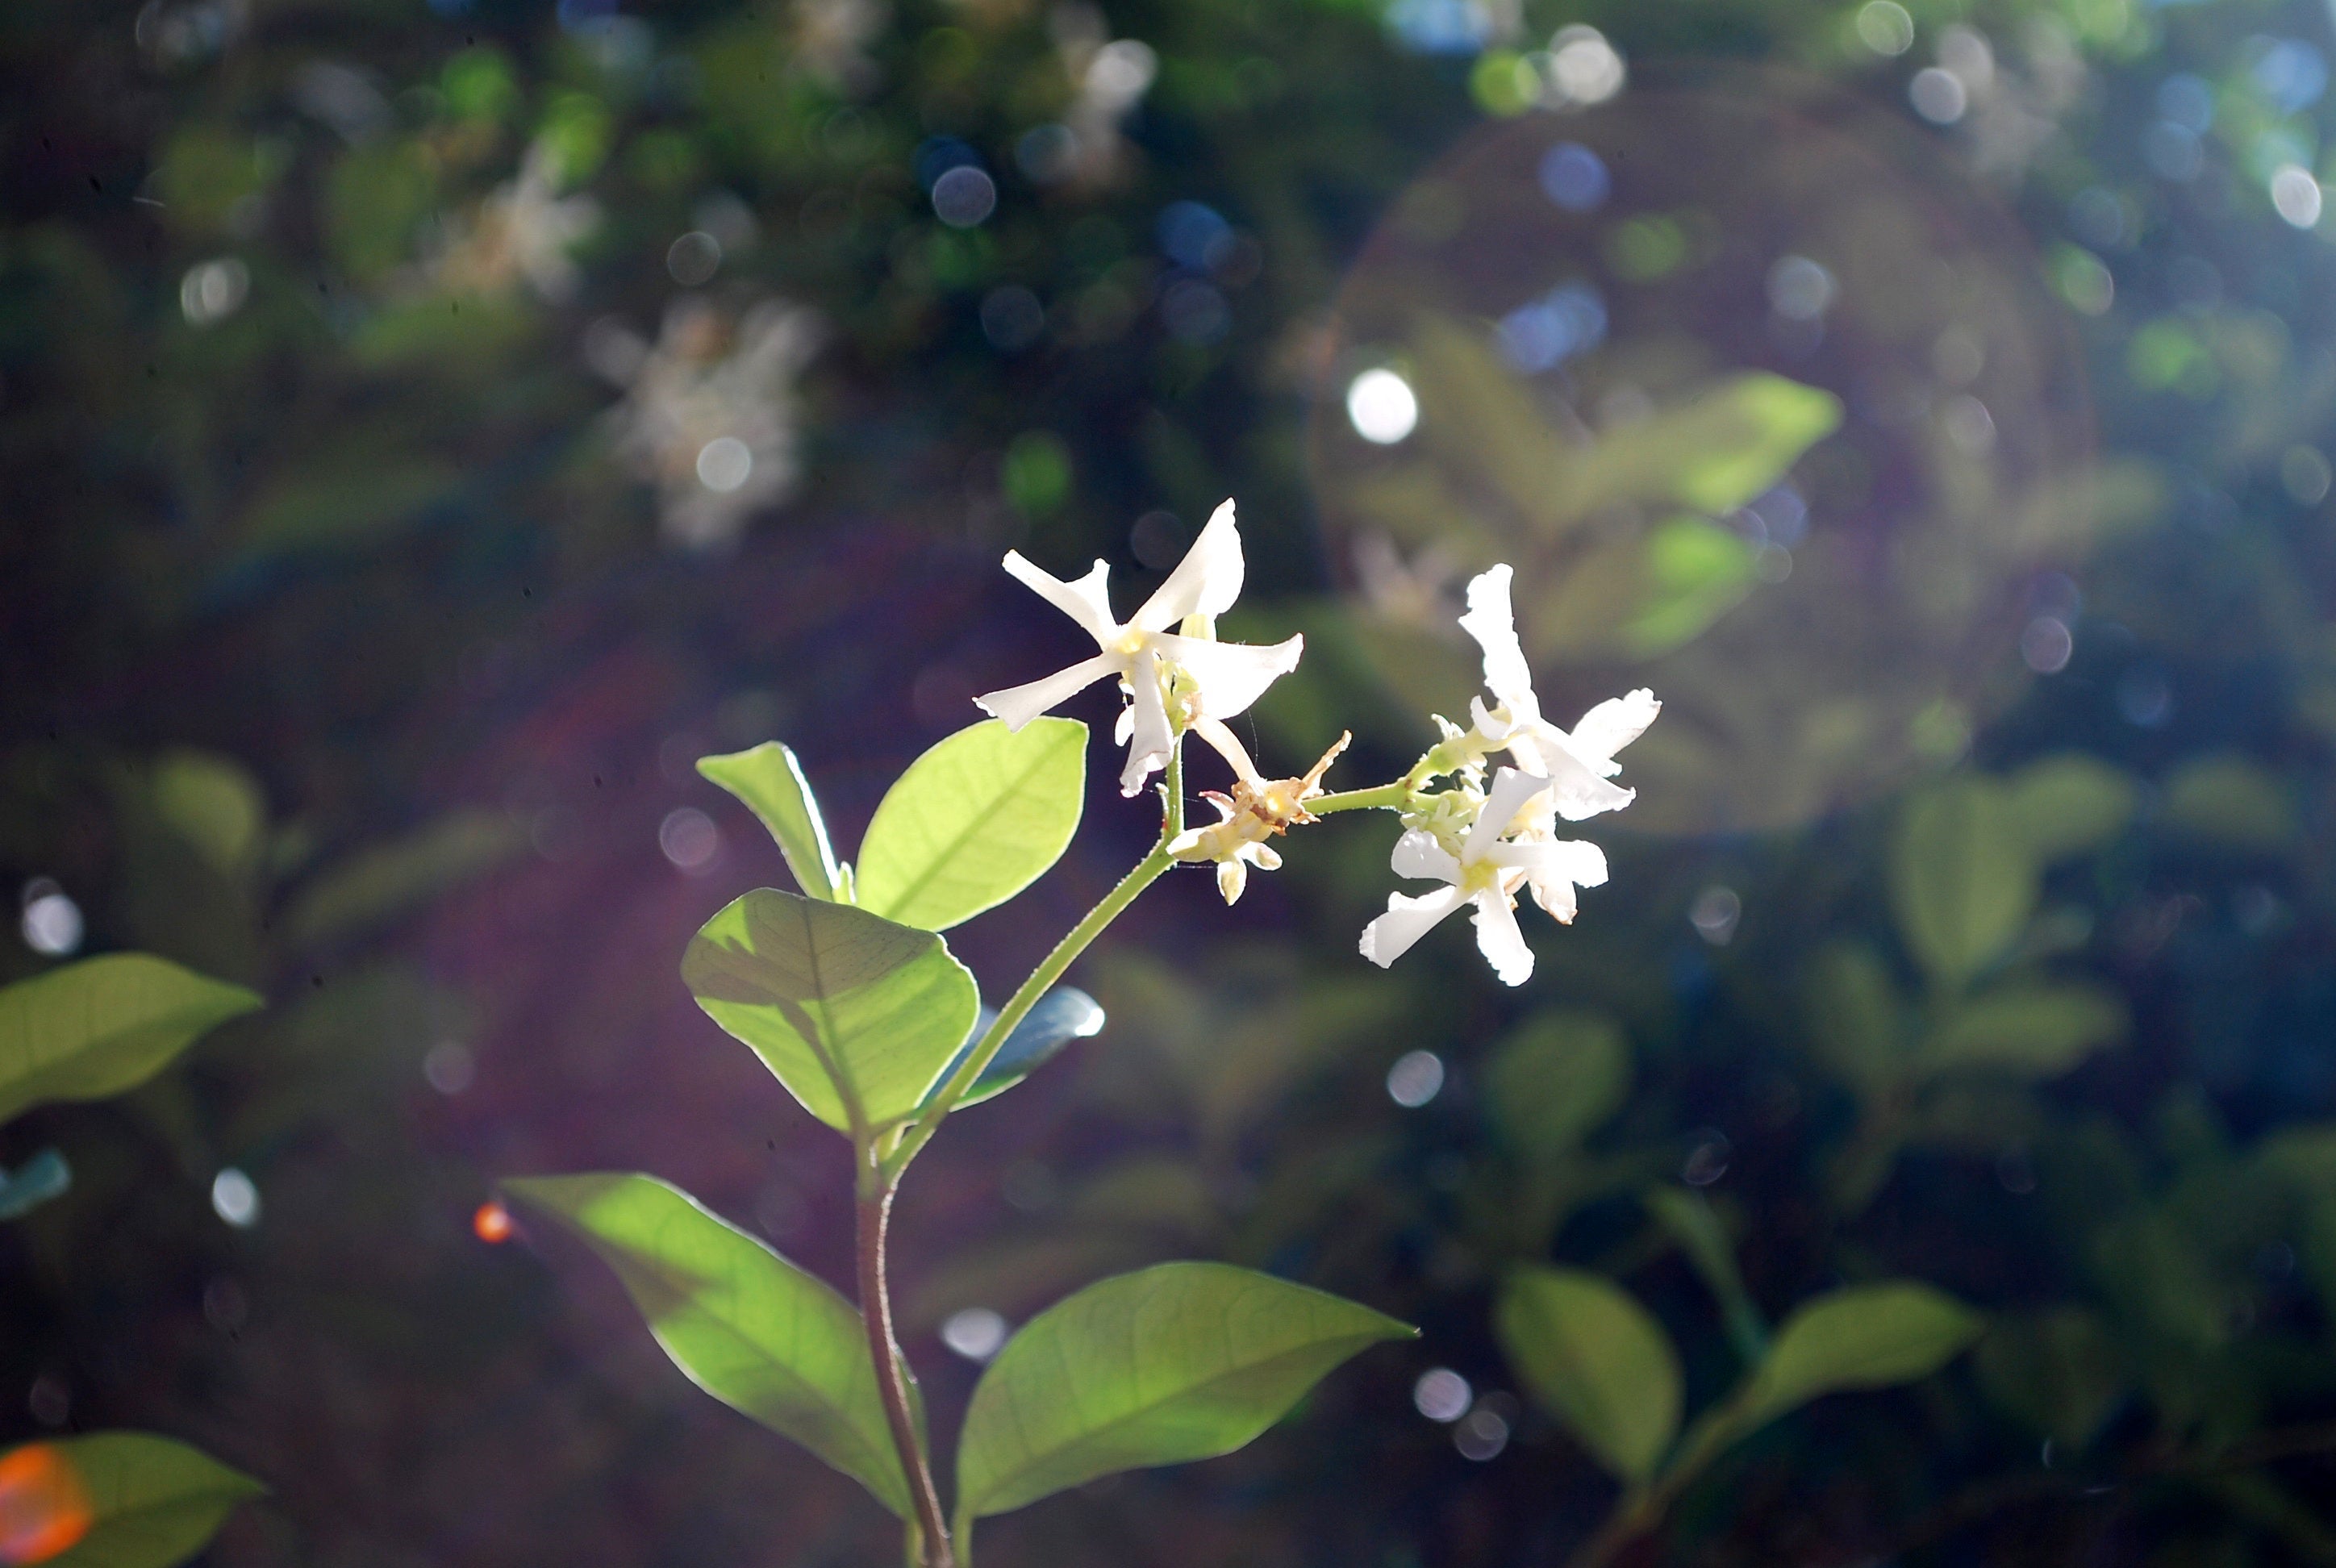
left=505, top=1174, right=909, bottom=1515
left=854, top=718, right=1086, bottom=931
left=956, top=1262, right=1412, bottom=1520
left=0, top=955, right=261, bottom=1128
left=682, top=889, right=977, bottom=1134
left=697, top=743, right=845, bottom=901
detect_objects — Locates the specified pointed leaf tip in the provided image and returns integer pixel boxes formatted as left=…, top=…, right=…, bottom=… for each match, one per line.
left=0, top=954, right=262, bottom=1128
left=697, top=743, right=845, bottom=900
left=503, top=1172, right=911, bottom=1516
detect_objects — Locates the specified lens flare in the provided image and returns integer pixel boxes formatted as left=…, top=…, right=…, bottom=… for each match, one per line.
left=473, top=1201, right=514, bottom=1243
left=0, top=1445, right=94, bottom=1566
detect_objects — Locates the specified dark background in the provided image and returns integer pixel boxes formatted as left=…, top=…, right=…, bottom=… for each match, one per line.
left=6, top=0, right=2336, bottom=1562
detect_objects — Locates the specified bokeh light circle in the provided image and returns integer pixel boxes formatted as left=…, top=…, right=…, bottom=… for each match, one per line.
left=1307, top=69, right=2097, bottom=835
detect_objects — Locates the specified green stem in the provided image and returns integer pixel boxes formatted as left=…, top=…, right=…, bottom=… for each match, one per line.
left=1307, top=782, right=1410, bottom=815
left=1565, top=1405, right=1746, bottom=1568
left=883, top=744, right=1184, bottom=1180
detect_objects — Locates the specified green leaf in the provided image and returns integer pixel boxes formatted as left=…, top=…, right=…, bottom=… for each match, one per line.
left=1483, top=1011, right=1629, bottom=1157
left=955, top=1261, right=1412, bottom=1520
left=1561, top=373, right=1842, bottom=521
left=0, top=955, right=263, bottom=1127
left=1889, top=778, right=2038, bottom=988
left=1739, top=1282, right=1983, bottom=1429
left=503, top=1174, right=910, bottom=1515
left=282, top=810, right=522, bottom=949
left=149, top=751, right=265, bottom=879
left=697, top=743, right=845, bottom=900
left=1643, top=1188, right=1766, bottom=1361
left=2004, top=754, right=2137, bottom=861
left=2161, top=754, right=2296, bottom=852
left=1495, top=1266, right=1681, bottom=1483
left=1912, top=983, right=2125, bottom=1082
left=1801, top=941, right=1904, bottom=1098
left=922, top=988, right=1106, bottom=1112
left=683, top=890, right=978, bottom=1135
left=853, top=718, right=1086, bottom=931
left=1972, top=1306, right=2126, bottom=1449
left=1673, top=374, right=1842, bottom=513
left=23, top=1431, right=263, bottom=1568
left=1616, top=517, right=1760, bottom=658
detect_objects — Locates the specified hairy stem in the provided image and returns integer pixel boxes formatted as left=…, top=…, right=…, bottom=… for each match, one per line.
left=856, top=1175, right=952, bottom=1568
left=884, top=743, right=1185, bottom=1178
left=1308, top=782, right=1410, bottom=815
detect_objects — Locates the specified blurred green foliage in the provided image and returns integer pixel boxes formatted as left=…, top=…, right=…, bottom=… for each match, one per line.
left=9, top=0, right=2336, bottom=1561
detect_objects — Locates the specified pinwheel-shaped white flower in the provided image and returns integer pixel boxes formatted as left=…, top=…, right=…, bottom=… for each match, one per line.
left=1359, top=766, right=1609, bottom=986
left=1458, top=565, right=1659, bottom=820
left=976, top=500, right=1304, bottom=796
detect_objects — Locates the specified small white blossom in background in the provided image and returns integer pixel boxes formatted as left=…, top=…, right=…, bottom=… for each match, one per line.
left=592, top=298, right=822, bottom=551
left=1350, top=532, right=1464, bottom=632
left=1458, top=564, right=1658, bottom=820
left=1018, top=6, right=1157, bottom=190
left=788, top=0, right=891, bottom=94
left=976, top=499, right=1304, bottom=796
left=1360, top=765, right=1610, bottom=986
left=429, top=141, right=601, bottom=303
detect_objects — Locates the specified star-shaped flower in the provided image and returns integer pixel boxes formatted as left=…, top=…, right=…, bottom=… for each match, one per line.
left=1457, top=564, right=1659, bottom=820
left=976, top=500, right=1304, bottom=795
left=1358, top=766, right=1610, bottom=986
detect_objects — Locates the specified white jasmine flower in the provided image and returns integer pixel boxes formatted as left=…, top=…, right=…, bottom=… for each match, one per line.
left=595, top=298, right=822, bottom=551
left=1358, top=766, right=1609, bottom=986
left=976, top=500, right=1304, bottom=796
left=1457, top=565, right=1658, bottom=821
left=432, top=140, right=601, bottom=304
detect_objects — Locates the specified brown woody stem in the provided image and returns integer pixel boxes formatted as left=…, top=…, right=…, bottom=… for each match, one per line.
left=856, top=1174, right=952, bottom=1568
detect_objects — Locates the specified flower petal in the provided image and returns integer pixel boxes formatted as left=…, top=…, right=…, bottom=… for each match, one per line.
left=1464, top=767, right=1556, bottom=859
left=1150, top=632, right=1304, bottom=720
left=1469, top=890, right=1535, bottom=986
left=1470, top=694, right=1517, bottom=744
left=1520, top=840, right=1608, bottom=924
left=1567, top=688, right=1662, bottom=771
left=1192, top=716, right=1264, bottom=788
left=1389, top=829, right=1462, bottom=885
left=1119, top=651, right=1175, bottom=796
left=1217, top=858, right=1248, bottom=905
left=1511, top=729, right=1637, bottom=820
left=1130, top=498, right=1245, bottom=631
left=1458, top=565, right=1539, bottom=722
left=1529, top=873, right=1579, bottom=924
left=975, top=652, right=1122, bottom=731
left=1358, top=884, right=1467, bottom=970
left=1003, top=552, right=1118, bottom=644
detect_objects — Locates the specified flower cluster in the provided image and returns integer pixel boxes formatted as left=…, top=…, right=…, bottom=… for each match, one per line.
left=978, top=500, right=1657, bottom=986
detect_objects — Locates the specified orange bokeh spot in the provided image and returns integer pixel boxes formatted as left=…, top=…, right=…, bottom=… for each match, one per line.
left=473, top=1200, right=513, bottom=1244
left=0, top=1445, right=94, bottom=1565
